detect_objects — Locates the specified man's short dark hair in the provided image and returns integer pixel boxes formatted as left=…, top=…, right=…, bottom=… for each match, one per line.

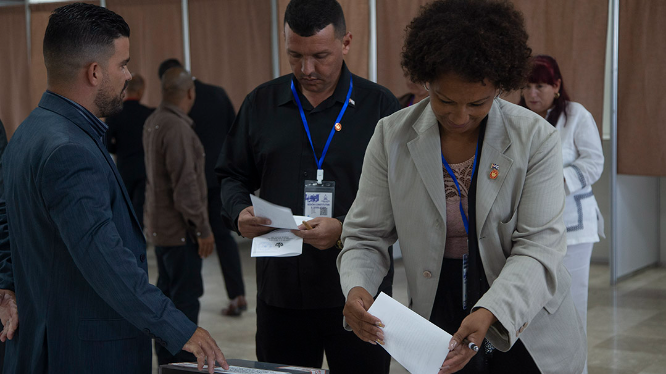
left=284, top=0, right=346, bottom=39
left=43, top=3, right=129, bottom=82
left=158, top=58, right=183, bottom=79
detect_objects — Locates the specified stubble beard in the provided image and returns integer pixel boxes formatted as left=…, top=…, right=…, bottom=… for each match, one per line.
left=96, top=78, right=128, bottom=118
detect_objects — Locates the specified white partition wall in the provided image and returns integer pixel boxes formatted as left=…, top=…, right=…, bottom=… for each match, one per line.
left=615, top=176, right=661, bottom=278
left=610, top=0, right=664, bottom=282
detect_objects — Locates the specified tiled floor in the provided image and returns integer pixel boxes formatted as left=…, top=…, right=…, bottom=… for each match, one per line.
left=148, top=239, right=666, bottom=374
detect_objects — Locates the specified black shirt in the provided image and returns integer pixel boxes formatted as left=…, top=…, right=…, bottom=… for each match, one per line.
left=215, top=62, right=401, bottom=309
left=105, top=100, right=154, bottom=183
left=189, top=80, right=236, bottom=189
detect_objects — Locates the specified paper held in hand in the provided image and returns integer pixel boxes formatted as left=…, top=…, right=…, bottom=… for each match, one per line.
left=367, top=292, right=453, bottom=374
left=250, top=195, right=300, bottom=229
left=249, top=195, right=312, bottom=258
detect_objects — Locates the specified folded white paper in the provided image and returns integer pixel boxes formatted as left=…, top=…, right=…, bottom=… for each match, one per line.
left=367, top=292, right=453, bottom=374
left=250, top=195, right=299, bottom=230
left=250, top=215, right=312, bottom=258
left=251, top=230, right=302, bottom=257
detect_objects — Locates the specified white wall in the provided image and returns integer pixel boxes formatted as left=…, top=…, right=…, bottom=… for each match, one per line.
left=616, top=175, right=660, bottom=277
left=598, top=0, right=663, bottom=271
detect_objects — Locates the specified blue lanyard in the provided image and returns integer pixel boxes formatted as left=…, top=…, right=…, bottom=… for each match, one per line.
left=441, top=139, right=480, bottom=235
left=291, top=77, right=353, bottom=179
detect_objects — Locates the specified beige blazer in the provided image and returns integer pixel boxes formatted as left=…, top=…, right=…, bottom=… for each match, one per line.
left=338, top=98, right=586, bottom=374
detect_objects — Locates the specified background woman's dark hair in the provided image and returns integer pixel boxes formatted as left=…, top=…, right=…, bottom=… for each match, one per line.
left=284, top=0, right=346, bottom=39
left=519, top=55, right=570, bottom=127
left=401, top=0, right=531, bottom=92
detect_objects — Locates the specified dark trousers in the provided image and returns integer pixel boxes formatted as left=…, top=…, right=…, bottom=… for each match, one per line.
left=154, top=238, right=203, bottom=365
left=209, top=187, right=245, bottom=299
left=256, top=299, right=391, bottom=374
left=430, top=259, right=541, bottom=374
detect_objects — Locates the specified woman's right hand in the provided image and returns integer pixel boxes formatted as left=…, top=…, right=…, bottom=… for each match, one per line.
left=343, top=287, right=385, bottom=345
left=439, top=308, right=497, bottom=374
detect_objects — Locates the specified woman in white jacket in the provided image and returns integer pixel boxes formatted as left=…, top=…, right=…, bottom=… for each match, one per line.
left=520, top=54, right=604, bottom=357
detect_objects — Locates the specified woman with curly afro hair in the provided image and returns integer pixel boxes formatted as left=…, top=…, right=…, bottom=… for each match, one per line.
left=337, top=1, right=587, bottom=373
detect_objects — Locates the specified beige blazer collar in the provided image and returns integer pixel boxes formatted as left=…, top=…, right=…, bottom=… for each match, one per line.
left=407, top=98, right=513, bottom=235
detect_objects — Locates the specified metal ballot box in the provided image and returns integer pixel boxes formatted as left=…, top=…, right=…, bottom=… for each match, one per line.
left=160, top=359, right=329, bottom=374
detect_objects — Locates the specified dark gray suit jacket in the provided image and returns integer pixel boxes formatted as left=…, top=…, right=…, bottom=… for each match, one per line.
left=0, top=92, right=196, bottom=373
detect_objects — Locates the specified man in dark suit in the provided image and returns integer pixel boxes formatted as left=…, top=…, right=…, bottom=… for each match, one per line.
left=106, top=73, right=154, bottom=228
left=158, top=59, right=247, bottom=316
left=0, top=119, right=8, bottom=372
left=0, top=4, right=227, bottom=373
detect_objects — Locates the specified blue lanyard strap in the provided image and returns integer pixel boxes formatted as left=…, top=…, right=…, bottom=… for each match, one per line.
left=291, top=77, right=353, bottom=171
left=441, top=139, right=480, bottom=235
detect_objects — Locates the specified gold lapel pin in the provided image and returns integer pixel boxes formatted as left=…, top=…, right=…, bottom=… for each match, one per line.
left=335, top=123, right=342, bottom=132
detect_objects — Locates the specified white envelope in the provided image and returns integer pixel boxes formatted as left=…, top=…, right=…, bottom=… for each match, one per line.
left=368, top=292, right=453, bottom=374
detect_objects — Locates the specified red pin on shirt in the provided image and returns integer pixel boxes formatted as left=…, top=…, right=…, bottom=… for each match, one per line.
left=490, top=163, right=500, bottom=179
left=335, top=123, right=342, bottom=132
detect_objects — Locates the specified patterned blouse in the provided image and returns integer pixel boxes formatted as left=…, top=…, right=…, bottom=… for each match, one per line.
left=444, top=155, right=475, bottom=259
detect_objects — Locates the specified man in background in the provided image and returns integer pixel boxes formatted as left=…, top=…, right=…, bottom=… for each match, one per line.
left=0, top=4, right=225, bottom=373
left=144, top=66, right=215, bottom=365
left=0, top=119, right=8, bottom=372
left=158, top=59, right=247, bottom=316
left=106, top=74, right=154, bottom=228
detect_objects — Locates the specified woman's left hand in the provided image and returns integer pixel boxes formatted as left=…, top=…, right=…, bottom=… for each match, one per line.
left=439, top=308, right=498, bottom=374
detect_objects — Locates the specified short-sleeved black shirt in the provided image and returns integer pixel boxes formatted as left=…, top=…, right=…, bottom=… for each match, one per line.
left=216, top=62, right=401, bottom=309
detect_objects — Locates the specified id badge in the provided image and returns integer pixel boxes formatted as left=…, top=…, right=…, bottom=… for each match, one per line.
left=304, top=180, right=335, bottom=218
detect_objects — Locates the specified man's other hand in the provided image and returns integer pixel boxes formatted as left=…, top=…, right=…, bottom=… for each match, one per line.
left=197, top=234, right=215, bottom=258
left=237, top=206, right=273, bottom=239
left=182, top=327, right=229, bottom=373
left=292, top=217, right=342, bottom=250
left=0, top=289, right=18, bottom=342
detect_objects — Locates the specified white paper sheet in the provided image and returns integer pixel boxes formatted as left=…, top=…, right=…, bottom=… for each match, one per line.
left=250, top=195, right=299, bottom=230
left=250, top=215, right=312, bottom=257
left=367, top=292, right=452, bottom=374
